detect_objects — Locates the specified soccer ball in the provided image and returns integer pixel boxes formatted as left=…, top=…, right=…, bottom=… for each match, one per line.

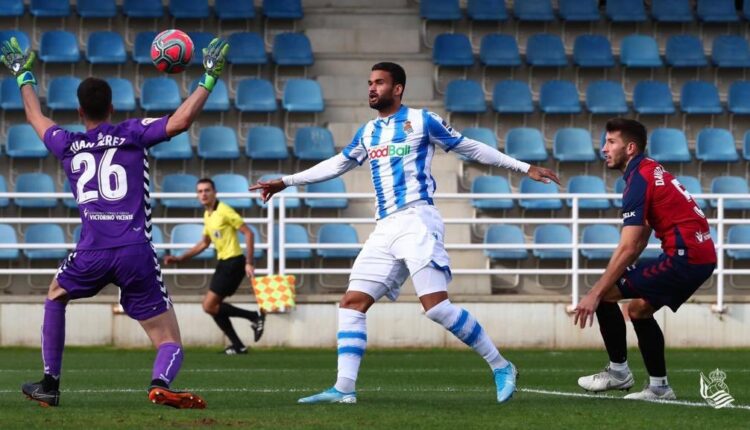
left=151, top=29, right=194, bottom=74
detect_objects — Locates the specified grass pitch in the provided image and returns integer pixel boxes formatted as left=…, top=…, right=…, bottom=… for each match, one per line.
left=0, top=347, right=748, bottom=429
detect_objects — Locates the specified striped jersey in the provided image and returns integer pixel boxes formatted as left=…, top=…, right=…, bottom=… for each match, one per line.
left=342, top=105, right=463, bottom=219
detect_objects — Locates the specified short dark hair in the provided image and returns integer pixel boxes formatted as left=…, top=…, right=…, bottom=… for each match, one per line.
left=197, top=178, right=215, bottom=190
left=371, top=62, right=406, bottom=91
left=77, top=77, right=112, bottom=121
left=605, top=118, right=647, bottom=153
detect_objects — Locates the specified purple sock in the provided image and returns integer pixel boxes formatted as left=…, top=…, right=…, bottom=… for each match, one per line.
left=41, top=299, right=66, bottom=377
left=152, top=342, right=183, bottom=386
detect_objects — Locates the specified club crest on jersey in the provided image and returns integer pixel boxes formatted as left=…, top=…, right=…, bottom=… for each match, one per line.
left=404, top=121, right=414, bottom=134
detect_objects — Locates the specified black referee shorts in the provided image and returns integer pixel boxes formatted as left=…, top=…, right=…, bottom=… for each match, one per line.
left=209, top=255, right=247, bottom=298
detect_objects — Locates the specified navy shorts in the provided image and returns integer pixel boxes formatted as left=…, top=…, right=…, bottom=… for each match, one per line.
left=616, top=251, right=716, bottom=312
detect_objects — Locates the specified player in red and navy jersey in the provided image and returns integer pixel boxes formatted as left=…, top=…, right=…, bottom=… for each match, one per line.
left=574, top=118, right=716, bottom=401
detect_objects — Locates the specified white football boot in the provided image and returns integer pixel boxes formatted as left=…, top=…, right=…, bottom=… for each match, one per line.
left=578, top=366, right=635, bottom=393
left=624, top=385, right=676, bottom=401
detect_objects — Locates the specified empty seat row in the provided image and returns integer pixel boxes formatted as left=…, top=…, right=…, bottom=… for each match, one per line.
left=447, top=79, right=750, bottom=115
left=0, top=76, right=323, bottom=114
left=435, top=33, right=750, bottom=69
left=0, top=0, right=302, bottom=20
left=422, top=0, right=749, bottom=23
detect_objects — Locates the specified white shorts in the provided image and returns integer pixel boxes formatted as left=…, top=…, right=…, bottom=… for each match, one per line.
left=348, top=203, right=451, bottom=301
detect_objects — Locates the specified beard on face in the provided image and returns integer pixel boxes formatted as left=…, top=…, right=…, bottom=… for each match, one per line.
left=369, top=93, right=394, bottom=110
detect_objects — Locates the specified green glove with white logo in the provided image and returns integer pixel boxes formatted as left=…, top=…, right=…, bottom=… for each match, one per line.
left=1, top=37, right=36, bottom=88
left=198, top=38, right=230, bottom=92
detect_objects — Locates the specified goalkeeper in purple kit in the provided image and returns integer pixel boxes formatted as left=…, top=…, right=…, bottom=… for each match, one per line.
left=1, top=36, right=229, bottom=408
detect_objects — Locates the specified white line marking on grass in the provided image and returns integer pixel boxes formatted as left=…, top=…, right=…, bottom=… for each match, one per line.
left=2, top=368, right=749, bottom=374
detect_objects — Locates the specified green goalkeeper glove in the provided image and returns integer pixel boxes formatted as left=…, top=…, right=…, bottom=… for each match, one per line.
left=198, top=38, right=230, bottom=92
left=1, top=37, right=36, bottom=88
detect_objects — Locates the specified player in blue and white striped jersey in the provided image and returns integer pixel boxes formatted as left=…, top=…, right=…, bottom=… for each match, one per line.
left=251, top=62, right=559, bottom=405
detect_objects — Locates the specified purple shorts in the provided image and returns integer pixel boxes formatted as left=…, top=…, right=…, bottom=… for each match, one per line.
left=55, top=242, right=171, bottom=321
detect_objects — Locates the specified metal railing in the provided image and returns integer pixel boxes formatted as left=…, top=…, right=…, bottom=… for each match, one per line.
left=1, top=191, right=750, bottom=313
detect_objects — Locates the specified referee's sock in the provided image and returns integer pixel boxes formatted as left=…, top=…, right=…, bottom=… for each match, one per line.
left=219, top=303, right=258, bottom=322
left=212, top=314, right=245, bottom=350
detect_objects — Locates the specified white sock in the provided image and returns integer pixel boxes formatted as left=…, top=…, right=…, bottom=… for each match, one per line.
left=650, top=376, right=669, bottom=387
left=425, top=299, right=508, bottom=371
left=609, top=360, right=630, bottom=373
left=333, top=307, right=367, bottom=393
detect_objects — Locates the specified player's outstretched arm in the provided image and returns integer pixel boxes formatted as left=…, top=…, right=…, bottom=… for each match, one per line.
left=1, top=37, right=54, bottom=140
left=163, top=236, right=211, bottom=264
left=165, top=38, right=229, bottom=137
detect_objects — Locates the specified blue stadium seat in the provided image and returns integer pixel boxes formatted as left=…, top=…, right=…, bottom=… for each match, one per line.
left=559, top=0, right=599, bottom=21
left=15, top=173, right=56, bottom=208
left=282, top=79, right=324, bottom=112
left=169, top=0, right=209, bottom=19
left=433, top=34, right=474, bottom=67
left=533, top=225, right=571, bottom=259
left=567, top=175, right=610, bottom=210
left=620, top=35, right=662, bottom=68
left=519, top=177, right=562, bottom=210
left=492, top=80, right=533, bottom=113
left=212, top=173, right=252, bottom=209
left=150, top=225, right=167, bottom=259
left=306, top=178, right=348, bottom=210
left=445, top=80, right=486, bottom=113
left=573, top=35, right=614, bottom=68
left=696, top=128, right=739, bottom=162
left=633, top=81, right=675, bottom=114
left=0, top=0, right=23, bottom=17
left=697, top=0, right=738, bottom=22
left=467, top=0, right=508, bottom=21
left=612, top=176, right=625, bottom=208
left=675, top=175, right=707, bottom=209
left=237, top=225, right=264, bottom=260
left=606, top=0, right=647, bottom=22
left=553, top=128, right=596, bottom=162
left=0, top=31, right=30, bottom=52
left=246, top=126, right=289, bottom=160
left=681, top=81, right=722, bottom=114
left=648, top=128, right=691, bottom=162
left=420, top=0, right=462, bottom=20
left=255, top=174, right=300, bottom=209
left=189, top=78, right=229, bottom=111
left=728, top=81, right=750, bottom=115
left=0, top=176, right=7, bottom=208
left=77, top=0, right=116, bottom=18
left=227, top=32, right=267, bottom=65
left=86, top=32, right=126, bottom=64
left=123, top=0, right=164, bottom=18
left=140, top=77, right=181, bottom=111
left=317, top=224, right=359, bottom=259
left=479, top=34, right=521, bottom=67
left=198, top=126, right=240, bottom=160
left=262, top=0, right=303, bottom=19
left=540, top=80, right=581, bottom=114
left=169, top=224, right=215, bottom=259
left=514, top=0, right=554, bottom=21
left=581, top=225, right=619, bottom=260
left=106, top=78, right=136, bottom=112
left=272, top=33, right=314, bottom=66
left=1, top=77, right=22, bottom=110
left=133, top=32, right=157, bottom=64
left=24, top=224, right=68, bottom=260
left=161, top=174, right=201, bottom=209
left=187, top=32, right=215, bottom=65
left=6, top=124, right=48, bottom=158
left=149, top=132, right=193, bottom=160
left=294, top=127, right=335, bottom=161
left=30, top=0, right=70, bottom=17
left=484, top=225, right=527, bottom=260
left=62, top=180, right=77, bottom=209
left=39, top=31, right=80, bottom=63
left=651, top=0, right=693, bottom=22
left=47, top=76, right=81, bottom=110
left=505, top=128, right=547, bottom=162
left=666, top=35, right=707, bottom=68
left=471, top=176, right=514, bottom=210
left=0, top=224, right=19, bottom=260
left=216, top=0, right=255, bottom=20
left=712, top=36, right=750, bottom=68
left=710, top=177, right=750, bottom=210
left=727, top=226, right=750, bottom=260
left=744, top=131, right=750, bottom=160
left=273, top=224, right=311, bottom=260
left=586, top=80, right=628, bottom=114
left=235, top=79, right=276, bottom=112
left=526, top=34, right=567, bottom=67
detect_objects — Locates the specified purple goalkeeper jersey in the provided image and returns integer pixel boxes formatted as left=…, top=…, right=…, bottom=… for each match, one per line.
left=44, top=117, right=170, bottom=250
